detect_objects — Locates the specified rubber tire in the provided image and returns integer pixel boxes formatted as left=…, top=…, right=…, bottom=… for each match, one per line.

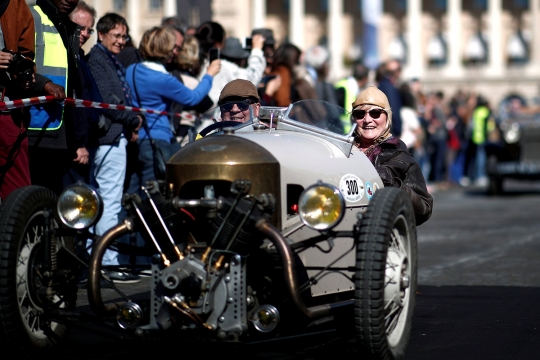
left=354, top=187, right=417, bottom=360
left=487, top=176, right=504, bottom=195
left=0, top=186, right=77, bottom=358
left=486, top=155, right=503, bottom=195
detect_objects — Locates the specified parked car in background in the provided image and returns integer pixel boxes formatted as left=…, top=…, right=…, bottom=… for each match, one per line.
left=486, top=95, right=540, bottom=194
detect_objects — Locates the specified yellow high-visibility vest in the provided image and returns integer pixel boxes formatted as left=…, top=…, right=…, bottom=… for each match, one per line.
left=335, top=77, right=358, bottom=133
left=28, top=5, right=67, bottom=131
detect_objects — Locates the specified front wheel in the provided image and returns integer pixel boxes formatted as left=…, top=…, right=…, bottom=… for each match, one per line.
left=354, top=187, right=417, bottom=360
left=0, top=186, right=78, bottom=358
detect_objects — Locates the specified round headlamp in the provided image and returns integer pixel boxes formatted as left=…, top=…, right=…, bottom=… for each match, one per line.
left=503, top=122, right=520, bottom=144
left=298, top=182, right=345, bottom=231
left=57, top=184, right=103, bottom=229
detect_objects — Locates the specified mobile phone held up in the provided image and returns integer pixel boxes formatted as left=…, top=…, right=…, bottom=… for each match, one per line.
left=209, top=48, right=220, bottom=63
left=244, top=37, right=252, bottom=50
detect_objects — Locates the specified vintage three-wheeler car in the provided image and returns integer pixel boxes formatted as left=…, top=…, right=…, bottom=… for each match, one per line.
left=0, top=100, right=417, bottom=359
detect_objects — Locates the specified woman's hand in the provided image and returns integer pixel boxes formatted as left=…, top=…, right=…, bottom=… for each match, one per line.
left=130, top=131, right=139, bottom=143
left=251, top=34, right=265, bottom=50
left=264, top=75, right=281, bottom=97
left=207, top=59, right=221, bottom=77
left=73, top=147, right=90, bottom=165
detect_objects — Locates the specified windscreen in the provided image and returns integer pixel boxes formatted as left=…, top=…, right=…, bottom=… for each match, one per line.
left=284, top=100, right=351, bottom=136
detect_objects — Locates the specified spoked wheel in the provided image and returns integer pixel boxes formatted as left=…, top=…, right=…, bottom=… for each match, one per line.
left=0, top=186, right=78, bottom=358
left=354, top=187, right=417, bottom=360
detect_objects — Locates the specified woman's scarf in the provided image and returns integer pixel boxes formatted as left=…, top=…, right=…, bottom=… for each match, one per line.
left=363, top=136, right=400, bottom=163
left=95, top=42, right=134, bottom=106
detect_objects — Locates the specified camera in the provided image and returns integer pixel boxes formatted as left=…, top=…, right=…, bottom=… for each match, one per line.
left=2, top=48, right=34, bottom=82
left=244, top=37, right=252, bottom=50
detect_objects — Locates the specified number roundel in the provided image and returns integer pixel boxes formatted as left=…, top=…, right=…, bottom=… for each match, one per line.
left=339, top=174, right=364, bottom=202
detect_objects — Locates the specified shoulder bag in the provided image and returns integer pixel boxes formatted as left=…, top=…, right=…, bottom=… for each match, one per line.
left=131, top=64, right=180, bottom=180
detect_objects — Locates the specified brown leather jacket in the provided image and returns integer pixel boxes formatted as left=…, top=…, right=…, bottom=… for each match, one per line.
left=371, top=137, right=433, bottom=226
left=0, top=0, right=35, bottom=60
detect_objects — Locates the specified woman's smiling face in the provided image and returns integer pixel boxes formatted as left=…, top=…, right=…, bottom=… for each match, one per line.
left=354, top=105, right=388, bottom=145
left=99, top=24, right=127, bottom=55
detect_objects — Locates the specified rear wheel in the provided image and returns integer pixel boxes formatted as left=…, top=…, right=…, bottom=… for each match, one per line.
left=354, top=187, right=417, bottom=360
left=487, top=155, right=504, bottom=195
left=0, top=186, right=77, bottom=358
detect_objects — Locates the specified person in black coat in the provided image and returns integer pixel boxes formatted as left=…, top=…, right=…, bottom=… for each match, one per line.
left=376, top=59, right=403, bottom=138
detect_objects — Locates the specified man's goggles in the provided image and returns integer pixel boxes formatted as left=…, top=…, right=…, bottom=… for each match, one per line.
left=220, top=100, right=253, bottom=112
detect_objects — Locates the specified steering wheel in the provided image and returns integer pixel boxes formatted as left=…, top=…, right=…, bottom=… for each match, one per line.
left=198, top=121, right=246, bottom=137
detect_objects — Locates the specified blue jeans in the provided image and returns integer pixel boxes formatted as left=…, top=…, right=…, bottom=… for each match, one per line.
left=124, top=137, right=171, bottom=266
left=89, top=137, right=127, bottom=266
left=474, top=143, right=487, bottom=181
left=127, top=137, right=159, bottom=196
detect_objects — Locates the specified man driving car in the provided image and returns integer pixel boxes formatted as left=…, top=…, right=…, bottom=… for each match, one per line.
left=218, top=79, right=260, bottom=123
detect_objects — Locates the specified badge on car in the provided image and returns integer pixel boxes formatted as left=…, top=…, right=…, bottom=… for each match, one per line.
left=339, top=173, right=364, bottom=202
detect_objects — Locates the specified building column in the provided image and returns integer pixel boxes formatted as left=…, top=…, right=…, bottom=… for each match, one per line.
left=91, top=0, right=106, bottom=18
left=163, top=0, right=177, bottom=18
left=404, top=0, right=422, bottom=79
left=289, top=0, right=305, bottom=48
left=127, top=0, right=141, bottom=46
left=252, top=0, right=266, bottom=29
left=444, top=0, right=463, bottom=77
left=527, top=0, right=540, bottom=75
left=486, top=0, right=503, bottom=76
left=328, top=0, right=344, bottom=81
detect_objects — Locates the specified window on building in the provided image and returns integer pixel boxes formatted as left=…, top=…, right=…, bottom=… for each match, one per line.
left=113, top=0, right=126, bottom=12
left=150, top=0, right=163, bottom=11
left=464, top=32, right=488, bottom=66
left=507, top=30, right=529, bottom=66
left=427, top=33, right=448, bottom=67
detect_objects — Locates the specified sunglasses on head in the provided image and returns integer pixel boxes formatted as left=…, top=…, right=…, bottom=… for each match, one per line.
left=352, top=108, right=386, bottom=120
left=220, top=100, right=252, bottom=112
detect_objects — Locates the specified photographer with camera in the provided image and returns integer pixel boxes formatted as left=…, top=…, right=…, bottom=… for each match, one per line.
left=0, top=0, right=36, bottom=201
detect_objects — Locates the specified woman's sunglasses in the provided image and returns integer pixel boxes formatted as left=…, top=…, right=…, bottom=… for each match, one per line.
left=352, top=108, right=386, bottom=120
left=220, top=100, right=252, bottom=112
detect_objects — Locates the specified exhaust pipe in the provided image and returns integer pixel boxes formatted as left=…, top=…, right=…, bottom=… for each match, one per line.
left=256, top=220, right=352, bottom=319
left=88, top=220, right=132, bottom=317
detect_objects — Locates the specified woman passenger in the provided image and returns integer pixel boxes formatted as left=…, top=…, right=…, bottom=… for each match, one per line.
left=352, top=86, right=433, bottom=225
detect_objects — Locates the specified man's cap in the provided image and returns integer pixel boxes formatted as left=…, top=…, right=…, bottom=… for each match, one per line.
left=352, top=86, right=390, bottom=109
left=218, top=79, right=260, bottom=105
left=251, top=28, right=275, bottom=46
left=221, top=37, right=250, bottom=60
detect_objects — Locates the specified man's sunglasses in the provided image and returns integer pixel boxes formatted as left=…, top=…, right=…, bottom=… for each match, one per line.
left=220, top=100, right=252, bottom=112
left=351, top=108, right=386, bottom=120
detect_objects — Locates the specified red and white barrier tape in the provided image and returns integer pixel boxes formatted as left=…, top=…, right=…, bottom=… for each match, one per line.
left=0, top=95, right=197, bottom=120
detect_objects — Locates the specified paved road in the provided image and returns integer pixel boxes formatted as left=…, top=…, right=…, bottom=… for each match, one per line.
left=54, top=180, right=540, bottom=359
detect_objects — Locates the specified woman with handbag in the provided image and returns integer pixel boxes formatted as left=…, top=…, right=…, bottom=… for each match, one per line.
left=125, top=25, right=220, bottom=192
